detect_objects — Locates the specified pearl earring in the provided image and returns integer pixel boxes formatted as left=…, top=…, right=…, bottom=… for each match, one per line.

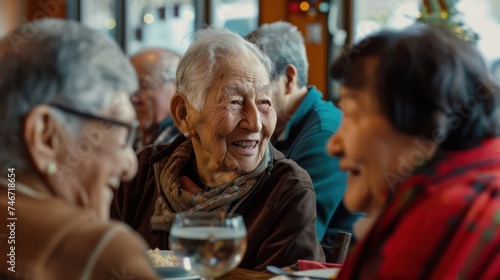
left=45, top=162, right=57, bottom=175
left=183, top=131, right=190, bottom=138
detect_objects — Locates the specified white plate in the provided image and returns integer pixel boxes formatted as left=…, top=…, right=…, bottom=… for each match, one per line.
left=269, top=268, right=340, bottom=279
left=269, top=276, right=290, bottom=280
left=148, top=250, right=198, bottom=279
left=160, top=275, right=200, bottom=280
left=154, top=266, right=200, bottom=280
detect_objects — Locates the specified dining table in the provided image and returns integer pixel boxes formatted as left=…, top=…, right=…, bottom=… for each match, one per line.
left=217, top=268, right=275, bottom=280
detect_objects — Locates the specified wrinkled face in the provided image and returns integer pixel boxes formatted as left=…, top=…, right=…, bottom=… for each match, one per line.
left=57, top=93, right=138, bottom=216
left=188, top=54, right=277, bottom=174
left=326, top=57, right=421, bottom=215
left=130, top=56, right=176, bottom=131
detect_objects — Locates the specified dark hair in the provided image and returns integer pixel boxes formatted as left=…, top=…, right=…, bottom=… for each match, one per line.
left=330, top=24, right=500, bottom=150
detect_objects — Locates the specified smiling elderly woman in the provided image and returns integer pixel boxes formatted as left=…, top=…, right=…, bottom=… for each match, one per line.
left=328, top=25, right=500, bottom=279
left=0, top=19, right=158, bottom=279
left=111, top=26, right=325, bottom=270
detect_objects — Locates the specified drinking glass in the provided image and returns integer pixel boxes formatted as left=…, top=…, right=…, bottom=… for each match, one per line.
left=169, top=212, right=247, bottom=280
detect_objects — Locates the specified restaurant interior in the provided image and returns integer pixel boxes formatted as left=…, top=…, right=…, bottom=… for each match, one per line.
left=1, top=0, right=499, bottom=279
left=2, top=0, right=498, bottom=101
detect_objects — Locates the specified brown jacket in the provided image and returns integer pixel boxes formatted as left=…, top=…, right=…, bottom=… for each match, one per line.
left=0, top=186, right=159, bottom=280
left=111, top=137, right=325, bottom=271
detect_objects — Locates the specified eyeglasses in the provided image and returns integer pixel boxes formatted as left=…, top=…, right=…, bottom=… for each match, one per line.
left=132, top=78, right=176, bottom=100
left=49, top=104, right=138, bottom=148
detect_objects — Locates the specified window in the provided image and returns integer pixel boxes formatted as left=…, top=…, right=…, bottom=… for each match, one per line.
left=352, top=0, right=500, bottom=82
left=210, top=0, right=259, bottom=37
left=353, top=0, right=419, bottom=42
left=126, top=0, right=197, bottom=55
left=457, top=0, right=500, bottom=81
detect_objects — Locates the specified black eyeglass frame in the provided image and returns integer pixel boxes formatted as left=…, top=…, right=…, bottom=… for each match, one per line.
left=48, top=104, right=138, bottom=148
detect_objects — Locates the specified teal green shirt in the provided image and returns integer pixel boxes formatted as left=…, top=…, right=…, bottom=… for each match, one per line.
left=274, top=87, right=360, bottom=241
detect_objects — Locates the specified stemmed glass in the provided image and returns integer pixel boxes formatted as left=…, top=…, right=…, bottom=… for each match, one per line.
left=169, top=212, right=247, bottom=280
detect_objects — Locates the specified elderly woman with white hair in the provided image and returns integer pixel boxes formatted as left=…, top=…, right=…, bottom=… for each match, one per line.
left=0, top=19, right=159, bottom=279
left=112, top=26, right=325, bottom=270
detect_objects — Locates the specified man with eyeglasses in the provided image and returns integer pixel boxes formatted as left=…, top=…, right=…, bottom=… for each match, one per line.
left=130, top=48, right=181, bottom=151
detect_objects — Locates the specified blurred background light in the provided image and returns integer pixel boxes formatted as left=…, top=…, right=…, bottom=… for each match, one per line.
left=144, top=13, right=154, bottom=24
left=183, top=9, right=195, bottom=20
left=319, top=2, right=329, bottom=13
left=133, top=0, right=146, bottom=9
left=105, top=18, right=116, bottom=29
left=300, top=1, right=310, bottom=12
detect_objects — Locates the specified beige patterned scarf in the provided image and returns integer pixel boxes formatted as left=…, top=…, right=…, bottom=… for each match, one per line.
left=150, top=139, right=270, bottom=231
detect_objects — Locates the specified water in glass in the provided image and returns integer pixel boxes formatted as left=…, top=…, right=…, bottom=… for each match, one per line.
left=169, top=213, right=247, bottom=280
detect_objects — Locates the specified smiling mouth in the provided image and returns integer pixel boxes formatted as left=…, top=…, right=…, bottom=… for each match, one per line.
left=232, top=140, right=258, bottom=148
left=349, top=169, right=361, bottom=176
left=341, top=166, right=361, bottom=178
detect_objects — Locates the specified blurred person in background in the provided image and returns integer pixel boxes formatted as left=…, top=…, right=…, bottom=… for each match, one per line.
left=130, top=48, right=181, bottom=151
left=328, top=24, right=500, bottom=279
left=246, top=21, right=361, bottom=249
left=0, top=19, right=159, bottom=279
left=111, top=25, right=325, bottom=270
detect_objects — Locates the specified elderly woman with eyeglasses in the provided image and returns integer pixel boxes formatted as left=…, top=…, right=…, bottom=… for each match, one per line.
left=0, top=19, right=159, bottom=279
left=111, top=26, right=325, bottom=270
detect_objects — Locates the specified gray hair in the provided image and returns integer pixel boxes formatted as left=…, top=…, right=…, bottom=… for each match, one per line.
left=156, top=49, right=181, bottom=82
left=0, top=18, right=137, bottom=171
left=176, top=25, right=273, bottom=112
left=131, top=48, right=181, bottom=87
left=246, top=21, right=309, bottom=88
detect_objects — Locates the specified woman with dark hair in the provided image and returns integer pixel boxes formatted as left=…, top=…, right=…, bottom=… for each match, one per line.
left=327, top=24, right=499, bottom=279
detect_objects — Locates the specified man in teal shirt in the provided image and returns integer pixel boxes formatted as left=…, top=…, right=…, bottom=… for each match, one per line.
left=246, top=21, right=361, bottom=245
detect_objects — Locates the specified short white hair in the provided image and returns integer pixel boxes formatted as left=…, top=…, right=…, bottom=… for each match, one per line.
left=176, top=25, right=273, bottom=112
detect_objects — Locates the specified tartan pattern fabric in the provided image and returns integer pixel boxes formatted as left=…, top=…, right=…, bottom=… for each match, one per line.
left=339, top=138, right=500, bottom=280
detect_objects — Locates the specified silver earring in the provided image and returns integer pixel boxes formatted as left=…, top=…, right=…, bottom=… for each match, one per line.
left=45, top=162, right=57, bottom=175
left=183, top=131, right=190, bottom=138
